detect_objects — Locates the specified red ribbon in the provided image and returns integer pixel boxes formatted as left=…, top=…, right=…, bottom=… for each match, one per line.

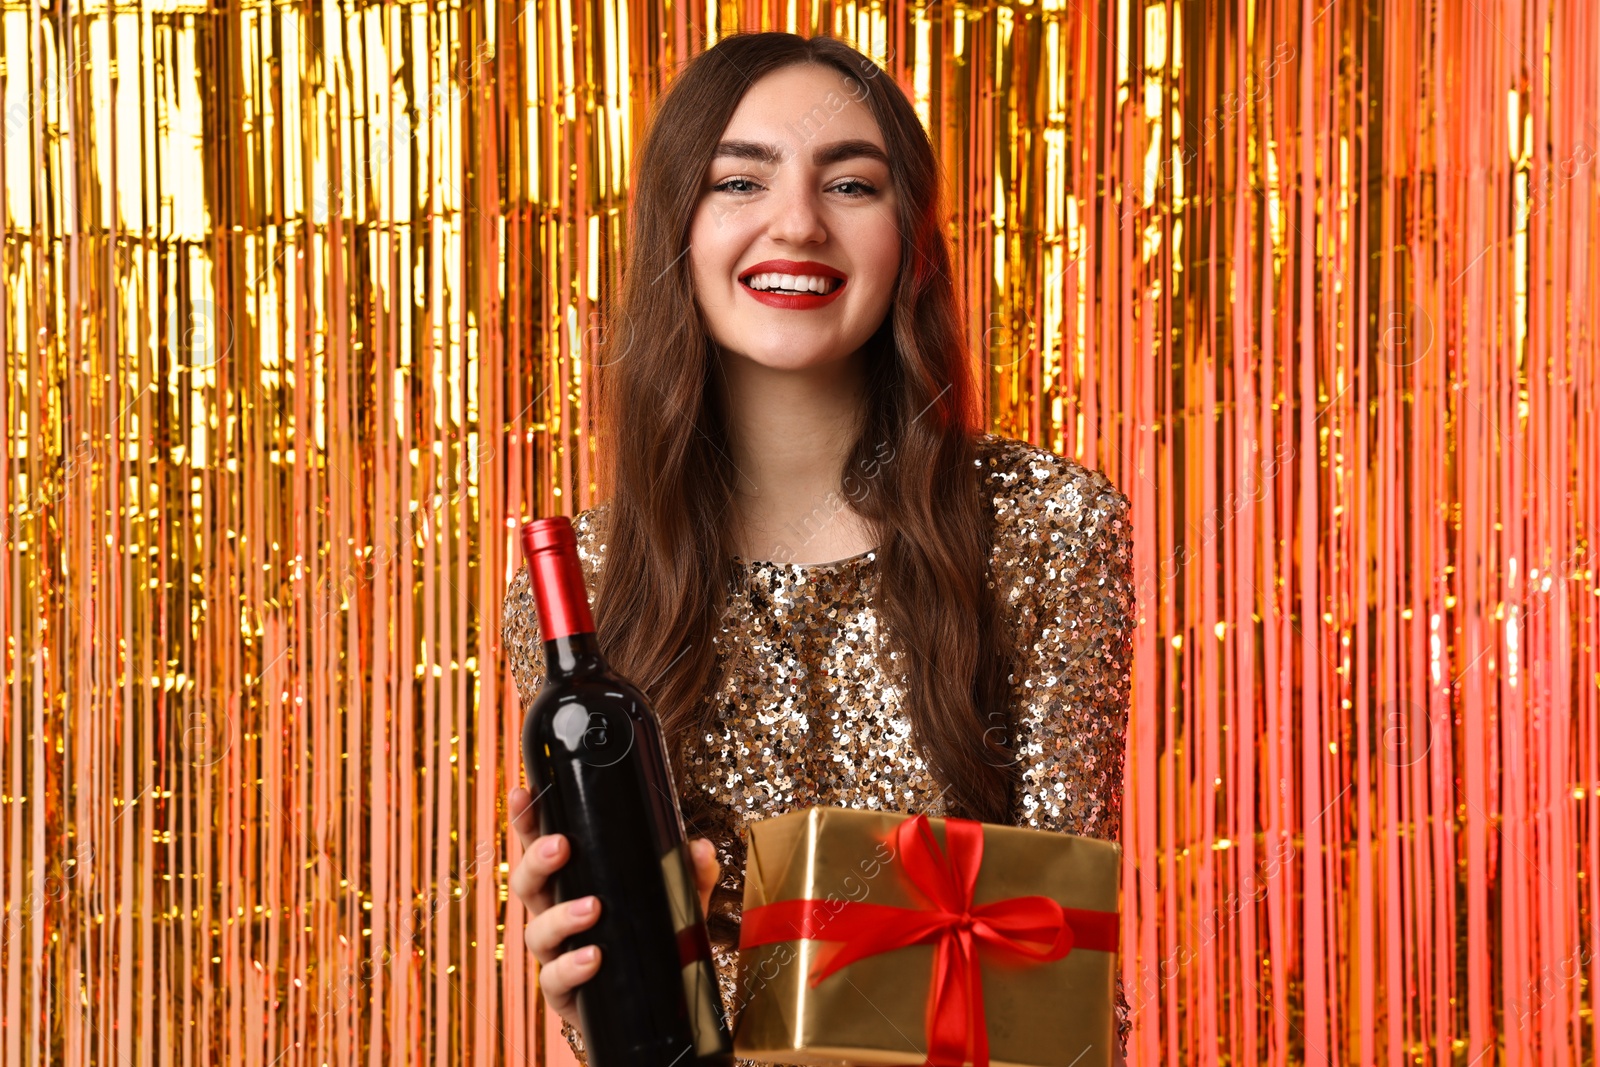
left=739, top=813, right=1118, bottom=1067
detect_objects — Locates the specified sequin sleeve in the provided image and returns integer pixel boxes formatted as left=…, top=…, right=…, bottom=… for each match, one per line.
left=986, top=441, right=1135, bottom=1055
left=502, top=563, right=543, bottom=710
left=558, top=1018, right=590, bottom=1065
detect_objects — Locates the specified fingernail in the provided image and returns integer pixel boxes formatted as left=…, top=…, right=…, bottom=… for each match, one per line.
left=572, top=896, right=596, bottom=916
left=539, top=836, right=561, bottom=858
left=579, top=945, right=598, bottom=964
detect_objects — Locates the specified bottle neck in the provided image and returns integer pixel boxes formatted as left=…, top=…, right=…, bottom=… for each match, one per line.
left=522, top=518, right=596, bottom=641
left=521, top=518, right=606, bottom=677
left=542, top=631, right=607, bottom=679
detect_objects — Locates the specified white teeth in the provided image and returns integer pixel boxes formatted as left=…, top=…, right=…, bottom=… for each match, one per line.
left=743, top=271, right=841, bottom=294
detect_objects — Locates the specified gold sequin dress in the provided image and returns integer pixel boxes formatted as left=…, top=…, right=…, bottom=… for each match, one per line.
left=502, top=433, right=1136, bottom=1064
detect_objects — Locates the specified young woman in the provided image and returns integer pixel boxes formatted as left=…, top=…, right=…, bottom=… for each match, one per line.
left=502, top=31, right=1135, bottom=1064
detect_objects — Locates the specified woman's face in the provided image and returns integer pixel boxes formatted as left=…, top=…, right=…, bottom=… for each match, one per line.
left=688, top=63, right=902, bottom=375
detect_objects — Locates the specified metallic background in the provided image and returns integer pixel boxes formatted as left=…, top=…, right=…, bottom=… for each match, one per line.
left=3, top=0, right=1596, bottom=1062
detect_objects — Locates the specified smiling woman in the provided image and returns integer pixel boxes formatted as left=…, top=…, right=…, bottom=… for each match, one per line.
left=692, top=67, right=900, bottom=373
left=501, top=30, right=1133, bottom=1067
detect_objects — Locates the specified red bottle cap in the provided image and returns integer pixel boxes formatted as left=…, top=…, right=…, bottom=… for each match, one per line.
left=519, top=518, right=597, bottom=641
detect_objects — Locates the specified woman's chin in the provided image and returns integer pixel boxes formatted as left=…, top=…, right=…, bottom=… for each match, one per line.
left=721, top=344, right=865, bottom=376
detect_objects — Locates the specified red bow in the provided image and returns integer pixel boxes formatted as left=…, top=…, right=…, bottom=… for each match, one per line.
left=739, top=813, right=1119, bottom=1067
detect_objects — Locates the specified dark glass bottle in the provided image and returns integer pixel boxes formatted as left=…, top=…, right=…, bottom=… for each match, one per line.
left=518, top=517, right=733, bottom=1067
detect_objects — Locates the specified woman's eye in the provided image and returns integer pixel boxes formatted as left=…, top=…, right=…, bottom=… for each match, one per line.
left=710, top=178, right=879, bottom=197
left=830, top=180, right=877, bottom=198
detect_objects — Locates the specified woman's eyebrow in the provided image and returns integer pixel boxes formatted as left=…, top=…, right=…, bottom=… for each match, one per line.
left=713, top=139, right=889, bottom=167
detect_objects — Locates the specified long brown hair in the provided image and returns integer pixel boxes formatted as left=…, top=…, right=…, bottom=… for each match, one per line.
left=591, top=32, right=1019, bottom=826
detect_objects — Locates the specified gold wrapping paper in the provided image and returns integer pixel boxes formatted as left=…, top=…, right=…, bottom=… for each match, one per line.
left=733, top=807, right=1120, bottom=1067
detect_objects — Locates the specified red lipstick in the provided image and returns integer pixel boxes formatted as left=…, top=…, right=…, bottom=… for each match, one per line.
left=737, top=259, right=849, bottom=311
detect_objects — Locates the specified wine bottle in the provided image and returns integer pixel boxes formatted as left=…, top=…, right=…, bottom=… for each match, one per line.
left=518, top=517, right=733, bottom=1067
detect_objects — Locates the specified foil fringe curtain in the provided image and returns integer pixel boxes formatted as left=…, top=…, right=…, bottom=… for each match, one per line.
left=2, top=0, right=1597, bottom=1063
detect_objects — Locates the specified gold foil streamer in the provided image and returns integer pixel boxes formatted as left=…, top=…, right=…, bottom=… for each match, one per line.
left=2, top=1, right=1596, bottom=1065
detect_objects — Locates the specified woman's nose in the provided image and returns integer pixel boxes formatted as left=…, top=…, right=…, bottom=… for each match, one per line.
left=765, top=186, right=827, bottom=245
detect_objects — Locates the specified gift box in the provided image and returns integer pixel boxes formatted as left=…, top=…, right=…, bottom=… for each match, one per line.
left=732, top=806, right=1121, bottom=1067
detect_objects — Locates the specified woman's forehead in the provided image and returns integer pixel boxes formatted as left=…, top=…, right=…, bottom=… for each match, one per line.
left=717, top=66, right=885, bottom=155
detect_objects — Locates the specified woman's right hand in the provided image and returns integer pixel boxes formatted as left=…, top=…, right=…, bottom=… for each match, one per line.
left=509, top=785, right=602, bottom=1029
left=507, top=786, right=722, bottom=1032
